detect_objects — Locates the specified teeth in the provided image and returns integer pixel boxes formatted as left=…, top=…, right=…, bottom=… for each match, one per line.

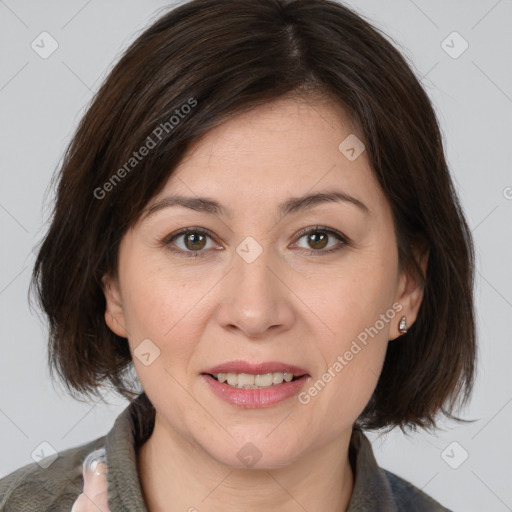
left=214, top=372, right=297, bottom=388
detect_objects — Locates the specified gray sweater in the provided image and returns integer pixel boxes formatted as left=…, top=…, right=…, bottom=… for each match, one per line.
left=0, top=392, right=451, bottom=511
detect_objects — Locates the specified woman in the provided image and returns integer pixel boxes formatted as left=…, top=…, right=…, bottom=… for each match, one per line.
left=0, top=0, right=475, bottom=510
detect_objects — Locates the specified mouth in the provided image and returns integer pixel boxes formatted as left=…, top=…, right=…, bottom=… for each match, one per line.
left=201, top=360, right=309, bottom=389
left=199, top=360, right=310, bottom=408
left=204, top=371, right=306, bottom=389
left=200, top=370, right=310, bottom=408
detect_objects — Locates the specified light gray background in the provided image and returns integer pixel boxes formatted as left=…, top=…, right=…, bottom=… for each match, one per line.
left=1, top=1, right=511, bottom=511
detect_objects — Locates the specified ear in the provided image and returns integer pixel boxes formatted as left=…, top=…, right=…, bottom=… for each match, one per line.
left=390, top=244, right=429, bottom=340
left=101, top=273, right=128, bottom=338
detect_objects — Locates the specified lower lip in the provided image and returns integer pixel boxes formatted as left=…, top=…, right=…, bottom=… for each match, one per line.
left=201, top=374, right=309, bottom=408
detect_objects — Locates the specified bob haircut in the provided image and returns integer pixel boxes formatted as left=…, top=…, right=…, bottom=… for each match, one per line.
left=30, top=0, right=476, bottom=431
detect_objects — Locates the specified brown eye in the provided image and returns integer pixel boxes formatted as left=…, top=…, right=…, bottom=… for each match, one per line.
left=294, top=227, right=348, bottom=255
left=306, top=231, right=329, bottom=250
left=163, top=228, right=218, bottom=258
left=183, top=232, right=207, bottom=251
left=163, top=226, right=348, bottom=258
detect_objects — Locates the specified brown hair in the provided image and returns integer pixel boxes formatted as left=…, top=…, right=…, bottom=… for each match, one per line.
left=30, top=0, right=476, bottom=431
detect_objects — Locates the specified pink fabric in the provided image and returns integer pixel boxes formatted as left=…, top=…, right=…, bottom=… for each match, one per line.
left=71, top=447, right=111, bottom=512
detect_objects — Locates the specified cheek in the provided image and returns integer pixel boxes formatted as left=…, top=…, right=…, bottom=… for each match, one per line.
left=119, top=258, right=215, bottom=369
left=120, top=249, right=193, bottom=334
left=301, top=291, right=392, bottom=430
left=310, top=251, right=397, bottom=345
left=299, top=254, right=397, bottom=418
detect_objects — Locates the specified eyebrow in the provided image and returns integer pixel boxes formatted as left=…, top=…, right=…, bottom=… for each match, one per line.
left=142, top=190, right=369, bottom=220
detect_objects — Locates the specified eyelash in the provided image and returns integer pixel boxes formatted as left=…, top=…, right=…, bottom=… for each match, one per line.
left=161, top=226, right=349, bottom=258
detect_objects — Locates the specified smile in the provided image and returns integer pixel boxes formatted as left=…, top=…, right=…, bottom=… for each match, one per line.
left=201, top=373, right=310, bottom=408
left=210, top=371, right=299, bottom=388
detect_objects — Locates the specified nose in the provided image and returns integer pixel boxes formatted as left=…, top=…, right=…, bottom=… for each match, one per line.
left=215, top=241, right=295, bottom=340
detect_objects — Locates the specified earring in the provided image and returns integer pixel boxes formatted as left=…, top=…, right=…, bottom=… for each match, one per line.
left=398, top=316, right=408, bottom=334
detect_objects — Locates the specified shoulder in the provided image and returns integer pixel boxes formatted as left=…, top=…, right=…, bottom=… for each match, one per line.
left=348, top=428, right=452, bottom=511
left=0, top=435, right=106, bottom=512
left=383, top=469, right=452, bottom=512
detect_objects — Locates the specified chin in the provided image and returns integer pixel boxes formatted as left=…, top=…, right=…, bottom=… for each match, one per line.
left=203, top=433, right=304, bottom=471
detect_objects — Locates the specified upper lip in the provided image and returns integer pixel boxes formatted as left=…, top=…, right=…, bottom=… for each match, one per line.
left=202, top=360, right=309, bottom=376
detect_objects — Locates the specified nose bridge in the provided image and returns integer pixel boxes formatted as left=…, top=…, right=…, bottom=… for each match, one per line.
left=216, top=235, right=293, bottom=336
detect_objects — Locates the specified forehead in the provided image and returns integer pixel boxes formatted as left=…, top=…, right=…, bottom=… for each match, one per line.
left=149, top=95, right=386, bottom=217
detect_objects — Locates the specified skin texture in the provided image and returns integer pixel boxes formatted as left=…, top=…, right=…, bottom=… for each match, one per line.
left=102, top=95, right=427, bottom=512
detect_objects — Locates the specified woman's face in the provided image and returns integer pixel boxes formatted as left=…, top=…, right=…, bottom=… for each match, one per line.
left=103, top=95, right=424, bottom=469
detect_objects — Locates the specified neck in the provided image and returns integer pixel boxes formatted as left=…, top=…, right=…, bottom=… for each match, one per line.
left=137, top=414, right=355, bottom=512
